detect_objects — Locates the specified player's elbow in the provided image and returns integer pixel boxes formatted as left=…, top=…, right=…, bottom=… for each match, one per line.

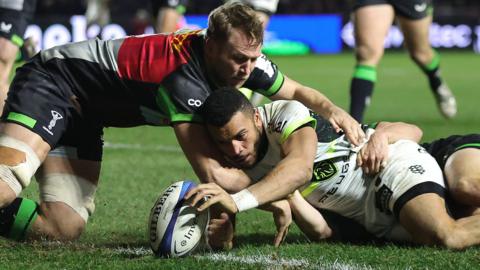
left=300, top=164, right=313, bottom=186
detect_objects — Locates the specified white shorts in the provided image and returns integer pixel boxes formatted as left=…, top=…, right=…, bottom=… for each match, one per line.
left=363, top=140, right=446, bottom=241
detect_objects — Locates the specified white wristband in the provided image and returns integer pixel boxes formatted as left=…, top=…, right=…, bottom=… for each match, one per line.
left=231, top=189, right=259, bottom=212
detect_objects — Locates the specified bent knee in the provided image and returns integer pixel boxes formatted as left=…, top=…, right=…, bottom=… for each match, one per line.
left=355, top=44, right=384, bottom=64
left=449, top=177, right=480, bottom=204
left=38, top=202, right=86, bottom=241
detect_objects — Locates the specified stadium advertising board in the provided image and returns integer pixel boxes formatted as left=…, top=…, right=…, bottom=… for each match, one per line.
left=25, top=15, right=480, bottom=54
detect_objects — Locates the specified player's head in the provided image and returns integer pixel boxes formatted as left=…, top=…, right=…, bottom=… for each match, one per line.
left=205, top=2, right=264, bottom=88
left=200, top=88, right=263, bottom=169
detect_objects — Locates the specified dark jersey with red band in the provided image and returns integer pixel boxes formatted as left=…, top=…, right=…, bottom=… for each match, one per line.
left=36, top=30, right=284, bottom=128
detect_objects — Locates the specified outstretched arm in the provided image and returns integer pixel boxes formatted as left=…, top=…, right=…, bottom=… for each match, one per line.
left=271, top=76, right=365, bottom=146
left=174, top=122, right=252, bottom=192
left=288, top=190, right=332, bottom=241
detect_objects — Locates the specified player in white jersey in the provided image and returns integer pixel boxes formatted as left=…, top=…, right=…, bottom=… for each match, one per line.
left=187, top=88, right=480, bottom=249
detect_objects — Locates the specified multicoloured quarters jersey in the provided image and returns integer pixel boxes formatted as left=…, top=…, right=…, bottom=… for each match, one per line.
left=37, top=29, right=283, bottom=128
left=4, top=30, right=284, bottom=156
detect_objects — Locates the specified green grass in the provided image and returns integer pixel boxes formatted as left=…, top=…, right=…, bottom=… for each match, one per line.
left=2, top=52, right=480, bottom=269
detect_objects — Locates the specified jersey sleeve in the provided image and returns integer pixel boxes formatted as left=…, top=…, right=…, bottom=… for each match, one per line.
left=243, top=55, right=285, bottom=97
left=156, top=66, right=210, bottom=125
left=266, top=100, right=317, bottom=144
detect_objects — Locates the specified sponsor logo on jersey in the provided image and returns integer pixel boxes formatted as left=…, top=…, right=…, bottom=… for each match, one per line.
left=187, top=98, right=202, bottom=107
left=312, top=160, right=338, bottom=182
left=318, top=157, right=351, bottom=204
left=42, top=110, right=63, bottom=136
left=0, top=22, right=12, bottom=33
left=267, top=120, right=286, bottom=133
left=414, top=3, right=427, bottom=12
left=408, top=165, right=425, bottom=174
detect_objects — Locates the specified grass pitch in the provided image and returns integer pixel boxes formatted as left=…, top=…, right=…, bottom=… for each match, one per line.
left=1, top=51, right=480, bottom=269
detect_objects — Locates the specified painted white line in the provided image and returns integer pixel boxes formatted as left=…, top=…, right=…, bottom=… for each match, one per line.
left=197, top=253, right=310, bottom=268
left=103, top=142, right=182, bottom=153
left=113, top=246, right=152, bottom=256
left=112, top=247, right=376, bottom=270
left=198, top=253, right=375, bottom=270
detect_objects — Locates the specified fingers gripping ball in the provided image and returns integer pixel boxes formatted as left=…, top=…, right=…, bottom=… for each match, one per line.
left=148, top=180, right=210, bottom=257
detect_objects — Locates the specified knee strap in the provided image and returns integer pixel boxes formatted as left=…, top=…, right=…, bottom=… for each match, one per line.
left=0, top=136, right=41, bottom=196
left=37, top=173, right=97, bottom=223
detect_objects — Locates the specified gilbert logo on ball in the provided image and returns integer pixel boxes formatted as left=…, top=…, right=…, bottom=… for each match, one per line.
left=149, top=180, right=210, bottom=257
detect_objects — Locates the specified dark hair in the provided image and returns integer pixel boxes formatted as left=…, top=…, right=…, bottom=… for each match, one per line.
left=200, top=88, right=255, bottom=127
left=207, top=2, right=264, bottom=46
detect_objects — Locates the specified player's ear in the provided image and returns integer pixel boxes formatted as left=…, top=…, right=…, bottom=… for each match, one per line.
left=253, top=109, right=262, bottom=129
left=205, top=37, right=219, bottom=56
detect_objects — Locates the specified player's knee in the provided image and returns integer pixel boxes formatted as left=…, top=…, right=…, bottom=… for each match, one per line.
left=450, top=176, right=480, bottom=203
left=45, top=214, right=86, bottom=241
left=355, top=44, right=384, bottom=64
left=437, top=228, right=468, bottom=250
left=0, top=136, right=41, bottom=199
left=408, top=48, right=433, bottom=66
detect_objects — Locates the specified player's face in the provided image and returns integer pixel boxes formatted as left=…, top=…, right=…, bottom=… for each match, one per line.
left=205, top=28, right=262, bottom=88
left=207, top=110, right=263, bottom=169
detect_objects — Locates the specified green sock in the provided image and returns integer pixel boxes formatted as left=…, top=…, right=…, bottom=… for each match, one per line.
left=0, top=198, right=39, bottom=241
left=419, top=51, right=443, bottom=92
left=349, top=64, right=377, bottom=122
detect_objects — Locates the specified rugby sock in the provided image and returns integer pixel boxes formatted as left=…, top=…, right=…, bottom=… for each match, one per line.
left=0, top=198, right=39, bottom=241
left=418, top=51, right=443, bottom=92
left=349, top=65, right=377, bottom=122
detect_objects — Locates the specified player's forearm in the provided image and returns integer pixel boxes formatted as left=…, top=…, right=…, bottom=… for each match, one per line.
left=375, top=121, right=423, bottom=143
left=248, top=157, right=312, bottom=206
left=292, top=85, right=335, bottom=119
left=209, top=164, right=252, bottom=193
left=288, top=191, right=332, bottom=241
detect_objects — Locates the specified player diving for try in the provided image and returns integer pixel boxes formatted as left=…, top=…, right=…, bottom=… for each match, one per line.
left=187, top=88, right=480, bottom=250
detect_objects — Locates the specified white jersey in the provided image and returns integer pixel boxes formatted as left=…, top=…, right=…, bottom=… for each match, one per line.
left=247, top=100, right=446, bottom=241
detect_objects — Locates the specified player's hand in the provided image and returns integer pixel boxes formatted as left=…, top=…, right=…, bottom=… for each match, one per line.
left=208, top=212, right=234, bottom=250
left=356, top=132, right=389, bottom=175
left=269, top=200, right=292, bottom=247
left=185, top=183, right=238, bottom=214
left=326, top=105, right=365, bottom=146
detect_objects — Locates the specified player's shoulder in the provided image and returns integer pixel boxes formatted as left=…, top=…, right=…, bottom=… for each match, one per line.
left=264, top=100, right=309, bottom=116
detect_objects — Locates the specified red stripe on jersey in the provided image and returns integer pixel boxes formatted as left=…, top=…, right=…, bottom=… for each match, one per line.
left=116, top=32, right=196, bottom=84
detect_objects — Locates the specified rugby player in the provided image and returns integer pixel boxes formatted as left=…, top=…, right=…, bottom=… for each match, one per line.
left=188, top=88, right=480, bottom=250
left=0, top=0, right=37, bottom=110
left=348, top=0, right=457, bottom=122
left=0, top=2, right=363, bottom=242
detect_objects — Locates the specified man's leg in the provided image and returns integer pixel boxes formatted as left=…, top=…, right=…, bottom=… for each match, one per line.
left=399, top=193, right=480, bottom=249
left=349, top=5, right=394, bottom=122
left=31, top=156, right=100, bottom=240
left=398, top=15, right=456, bottom=118
left=444, top=148, right=480, bottom=214
left=0, top=38, right=20, bottom=110
left=0, top=123, right=50, bottom=240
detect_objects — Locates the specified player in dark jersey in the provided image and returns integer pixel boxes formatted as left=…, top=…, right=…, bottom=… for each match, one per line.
left=0, top=0, right=37, bottom=110
left=0, top=2, right=364, bottom=242
left=349, top=0, right=456, bottom=122
left=151, top=0, right=189, bottom=33
left=421, top=134, right=480, bottom=217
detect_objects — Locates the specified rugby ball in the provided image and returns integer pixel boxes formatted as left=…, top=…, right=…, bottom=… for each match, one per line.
left=148, top=180, right=210, bottom=257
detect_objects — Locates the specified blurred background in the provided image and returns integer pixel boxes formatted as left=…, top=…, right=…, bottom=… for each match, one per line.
left=29, top=0, right=480, bottom=55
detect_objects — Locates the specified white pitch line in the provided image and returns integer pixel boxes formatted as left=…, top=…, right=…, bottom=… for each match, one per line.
left=112, top=247, right=375, bottom=270
left=103, top=142, right=182, bottom=153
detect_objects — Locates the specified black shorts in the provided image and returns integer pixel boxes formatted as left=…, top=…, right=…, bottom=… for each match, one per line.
left=2, top=56, right=103, bottom=161
left=0, top=0, right=36, bottom=47
left=150, top=0, right=189, bottom=18
left=354, top=0, right=432, bottom=20
left=421, top=134, right=480, bottom=170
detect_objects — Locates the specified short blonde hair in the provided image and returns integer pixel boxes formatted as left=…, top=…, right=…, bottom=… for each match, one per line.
left=207, top=2, right=264, bottom=46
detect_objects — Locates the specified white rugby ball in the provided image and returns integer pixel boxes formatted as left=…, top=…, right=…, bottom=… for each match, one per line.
left=148, top=180, right=210, bottom=257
